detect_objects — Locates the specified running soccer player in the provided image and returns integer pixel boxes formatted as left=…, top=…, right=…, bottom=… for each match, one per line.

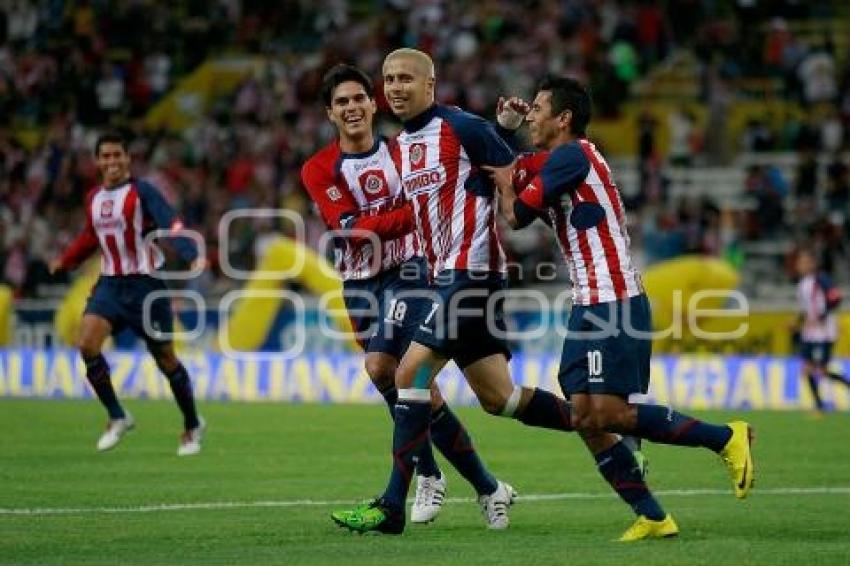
left=49, top=132, right=205, bottom=456
left=302, top=64, right=509, bottom=526
left=331, top=49, right=657, bottom=537
left=793, top=247, right=849, bottom=414
left=488, top=76, right=755, bottom=539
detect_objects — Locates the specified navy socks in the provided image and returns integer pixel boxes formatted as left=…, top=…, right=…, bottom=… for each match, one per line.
left=515, top=387, right=573, bottom=431
left=595, top=441, right=665, bottom=520
left=379, top=384, right=440, bottom=478
left=164, top=363, right=200, bottom=430
left=382, top=391, right=432, bottom=511
left=635, top=404, right=731, bottom=452
left=82, top=354, right=125, bottom=419
left=430, top=404, right=498, bottom=496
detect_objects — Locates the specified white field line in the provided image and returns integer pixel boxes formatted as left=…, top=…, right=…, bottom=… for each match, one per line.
left=2, top=487, right=849, bottom=517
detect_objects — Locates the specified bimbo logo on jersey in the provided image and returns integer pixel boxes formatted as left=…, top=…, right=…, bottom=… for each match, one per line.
left=358, top=170, right=390, bottom=198
left=100, top=200, right=114, bottom=217
left=403, top=169, right=442, bottom=193
left=409, top=143, right=427, bottom=172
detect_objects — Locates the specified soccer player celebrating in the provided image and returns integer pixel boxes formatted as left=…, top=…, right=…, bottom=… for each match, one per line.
left=50, top=132, right=205, bottom=456
left=792, top=247, right=849, bottom=415
left=302, top=64, right=509, bottom=526
left=488, top=76, right=755, bottom=539
left=332, top=49, right=653, bottom=537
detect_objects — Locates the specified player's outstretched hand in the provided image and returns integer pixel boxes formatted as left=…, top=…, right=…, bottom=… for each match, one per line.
left=48, top=259, right=63, bottom=275
left=496, top=96, right=530, bottom=130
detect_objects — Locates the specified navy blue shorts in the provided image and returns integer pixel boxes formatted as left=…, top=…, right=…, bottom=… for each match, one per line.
left=412, top=270, right=511, bottom=369
left=84, top=275, right=174, bottom=345
left=559, top=294, right=652, bottom=397
left=800, top=341, right=834, bottom=365
left=343, top=258, right=431, bottom=359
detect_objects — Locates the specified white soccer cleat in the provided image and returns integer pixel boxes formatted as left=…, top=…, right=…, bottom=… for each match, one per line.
left=410, top=474, right=447, bottom=523
left=178, top=417, right=206, bottom=456
left=96, top=413, right=135, bottom=451
left=478, top=480, right=517, bottom=530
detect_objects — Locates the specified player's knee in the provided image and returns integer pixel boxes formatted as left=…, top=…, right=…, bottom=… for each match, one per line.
left=477, top=390, right=509, bottom=416
left=571, top=408, right=607, bottom=432
left=573, top=415, right=597, bottom=431
left=480, top=398, right=503, bottom=415
left=365, top=357, right=395, bottom=390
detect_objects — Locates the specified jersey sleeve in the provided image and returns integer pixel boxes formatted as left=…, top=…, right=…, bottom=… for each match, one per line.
left=447, top=109, right=515, bottom=167
left=512, top=151, right=549, bottom=192
left=301, top=158, right=415, bottom=241
left=59, top=189, right=100, bottom=270
left=818, top=274, right=843, bottom=313
left=494, top=124, right=526, bottom=153
left=301, top=158, right=358, bottom=231
left=506, top=151, right=551, bottom=228
left=136, top=180, right=198, bottom=263
left=347, top=203, right=415, bottom=240
left=517, top=143, right=590, bottom=210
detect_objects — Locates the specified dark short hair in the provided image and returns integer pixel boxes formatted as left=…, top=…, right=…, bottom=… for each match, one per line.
left=320, top=64, right=374, bottom=107
left=94, top=131, right=128, bottom=155
left=537, top=75, right=592, bottom=136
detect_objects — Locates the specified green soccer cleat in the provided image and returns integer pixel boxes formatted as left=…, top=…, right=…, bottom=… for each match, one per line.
left=329, top=500, right=372, bottom=524
left=331, top=498, right=405, bottom=534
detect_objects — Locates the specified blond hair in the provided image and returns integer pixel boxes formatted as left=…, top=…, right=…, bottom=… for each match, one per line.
left=383, top=48, right=435, bottom=79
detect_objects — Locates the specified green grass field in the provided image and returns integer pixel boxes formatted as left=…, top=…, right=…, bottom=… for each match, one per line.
left=1, top=399, right=848, bottom=565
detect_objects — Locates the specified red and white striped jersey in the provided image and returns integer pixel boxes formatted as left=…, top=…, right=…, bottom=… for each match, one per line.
left=59, top=179, right=196, bottom=275
left=514, top=138, right=643, bottom=305
left=797, top=273, right=841, bottom=342
left=301, top=138, right=419, bottom=280
left=396, top=104, right=515, bottom=276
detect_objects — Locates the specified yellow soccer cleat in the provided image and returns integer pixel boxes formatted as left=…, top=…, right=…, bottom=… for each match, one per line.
left=719, top=421, right=755, bottom=499
left=618, top=514, right=679, bottom=542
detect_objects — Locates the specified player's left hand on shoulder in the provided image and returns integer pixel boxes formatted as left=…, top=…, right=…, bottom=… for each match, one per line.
left=482, top=161, right=516, bottom=187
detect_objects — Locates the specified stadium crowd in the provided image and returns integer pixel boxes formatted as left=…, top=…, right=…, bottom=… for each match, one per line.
left=1, top=0, right=848, bottom=298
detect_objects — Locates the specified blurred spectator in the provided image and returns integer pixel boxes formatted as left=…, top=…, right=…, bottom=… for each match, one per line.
left=95, top=63, right=125, bottom=117
left=797, top=41, right=837, bottom=105
left=745, top=164, right=787, bottom=238
left=741, top=119, right=775, bottom=152
left=825, top=154, right=849, bottom=214
left=794, top=150, right=819, bottom=201
left=668, top=107, right=696, bottom=166
left=820, top=108, right=844, bottom=153
left=1, top=0, right=848, bottom=299
left=642, top=210, right=686, bottom=264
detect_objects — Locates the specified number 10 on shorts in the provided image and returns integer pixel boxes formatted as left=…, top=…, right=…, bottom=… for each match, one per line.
left=587, top=349, right=603, bottom=382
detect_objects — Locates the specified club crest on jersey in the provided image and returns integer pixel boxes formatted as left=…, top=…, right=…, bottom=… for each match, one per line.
left=358, top=170, right=389, bottom=198
left=409, top=143, right=427, bottom=171
left=100, top=200, right=114, bottom=217
left=326, top=186, right=343, bottom=202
